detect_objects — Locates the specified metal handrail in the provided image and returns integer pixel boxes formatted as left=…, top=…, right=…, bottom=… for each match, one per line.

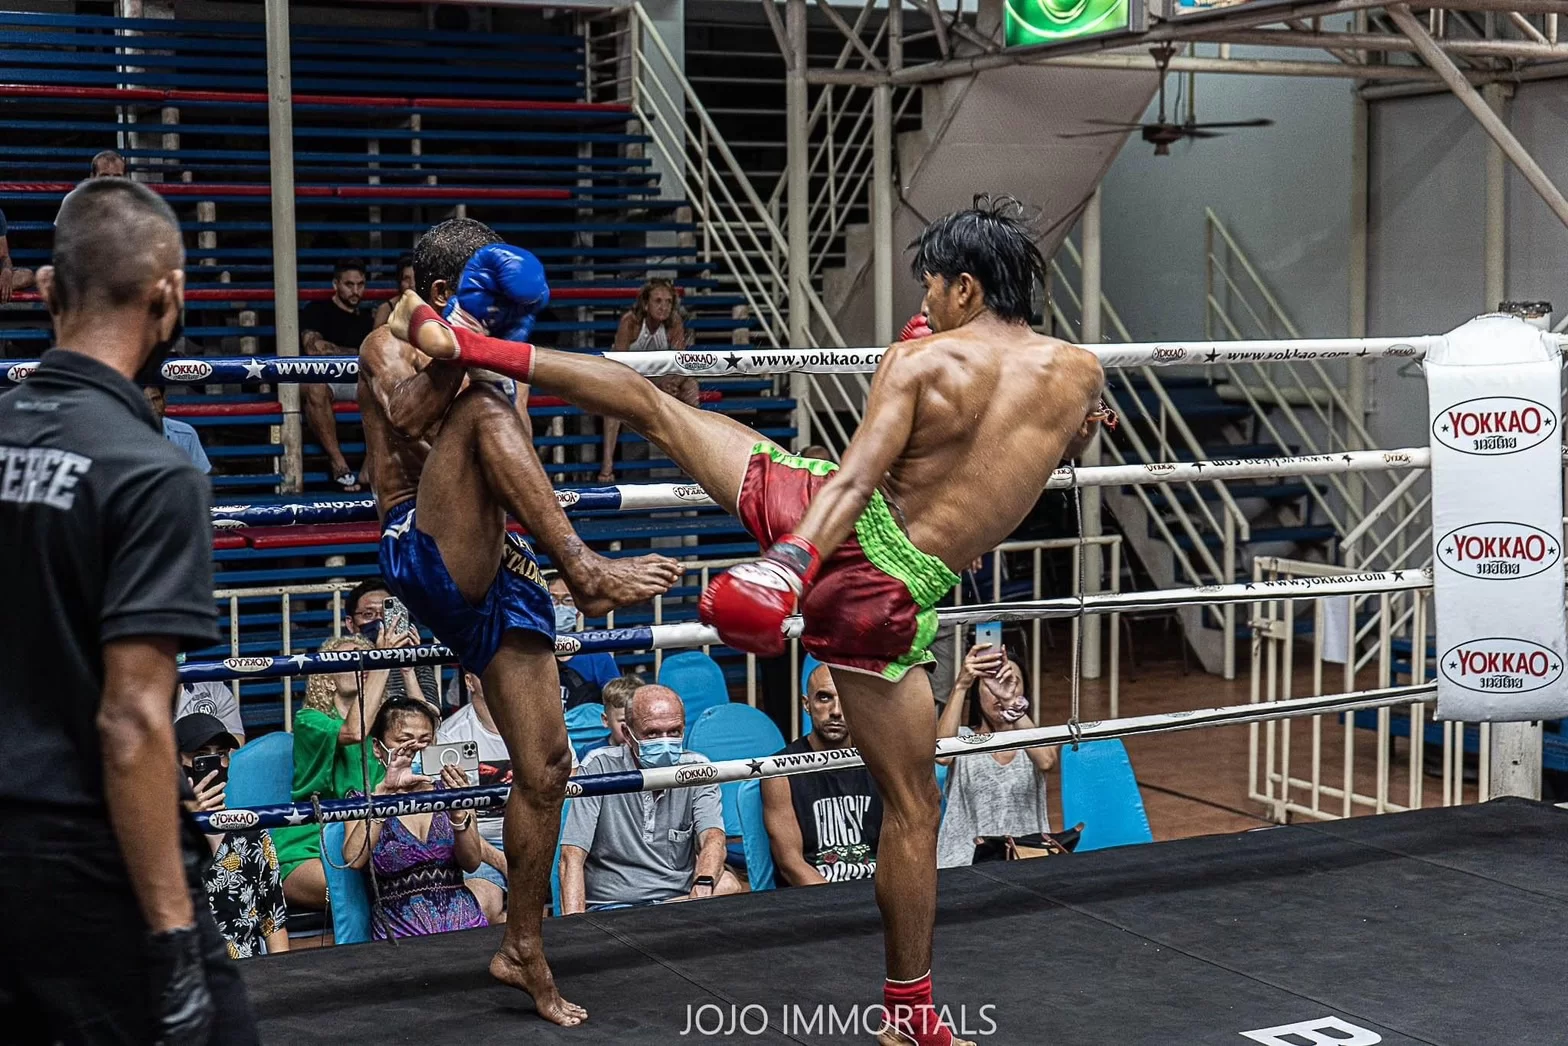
left=626, top=2, right=848, bottom=349
left=1056, top=240, right=1250, bottom=540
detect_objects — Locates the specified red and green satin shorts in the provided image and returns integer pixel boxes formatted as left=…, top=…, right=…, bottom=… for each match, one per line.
left=734, top=443, right=959, bottom=681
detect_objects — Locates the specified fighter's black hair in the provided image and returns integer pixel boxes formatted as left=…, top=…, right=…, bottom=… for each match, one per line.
left=50, top=178, right=182, bottom=315
left=908, top=194, right=1045, bottom=324
left=411, top=217, right=503, bottom=302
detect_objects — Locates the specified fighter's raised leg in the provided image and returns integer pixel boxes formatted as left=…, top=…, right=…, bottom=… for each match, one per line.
left=416, top=383, right=681, bottom=615
left=391, top=290, right=760, bottom=514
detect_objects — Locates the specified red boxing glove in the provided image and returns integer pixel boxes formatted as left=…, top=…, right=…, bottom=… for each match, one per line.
left=698, top=536, right=820, bottom=656
left=898, top=313, right=933, bottom=341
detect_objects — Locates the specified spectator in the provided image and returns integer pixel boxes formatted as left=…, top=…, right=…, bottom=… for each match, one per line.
left=344, top=576, right=439, bottom=705
left=435, top=670, right=525, bottom=924
left=596, top=673, right=643, bottom=752
left=175, top=714, right=289, bottom=958
left=89, top=149, right=127, bottom=179
left=343, top=697, right=488, bottom=940
left=935, top=642, right=1057, bottom=868
left=762, top=663, right=882, bottom=886
left=0, top=206, right=34, bottom=302
left=142, top=386, right=212, bottom=474
left=300, top=258, right=372, bottom=490
left=372, top=254, right=415, bottom=328
left=559, top=685, right=739, bottom=912
left=271, top=633, right=406, bottom=908
left=175, top=674, right=245, bottom=747
left=797, top=444, right=836, bottom=462
left=548, top=574, right=620, bottom=709
left=598, top=278, right=697, bottom=483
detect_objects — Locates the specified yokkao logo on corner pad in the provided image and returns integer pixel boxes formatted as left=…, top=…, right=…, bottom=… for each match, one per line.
left=1440, top=637, right=1563, bottom=693
left=1433, top=396, right=1555, bottom=455
left=1438, top=521, right=1560, bottom=579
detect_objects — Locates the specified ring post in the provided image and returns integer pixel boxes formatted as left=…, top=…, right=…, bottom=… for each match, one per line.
left=264, top=0, right=303, bottom=493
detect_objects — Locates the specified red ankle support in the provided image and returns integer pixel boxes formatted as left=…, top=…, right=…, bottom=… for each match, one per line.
left=451, top=326, right=535, bottom=384
left=883, top=974, right=953, bottom=1046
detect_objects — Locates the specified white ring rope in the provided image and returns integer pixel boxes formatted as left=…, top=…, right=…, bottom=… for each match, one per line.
left=602, top=334, right=1564, bottom=377
left=569, top=684, right=1437, bottom=797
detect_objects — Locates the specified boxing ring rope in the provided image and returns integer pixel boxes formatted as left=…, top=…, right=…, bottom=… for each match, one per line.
left=0, top=333, right=1545, bottom=388
left=176, top=569, right=1431, bottom=684
left=191, top=682, right=1435, bottom=833
left=208, top=448, right=1431, bottom=527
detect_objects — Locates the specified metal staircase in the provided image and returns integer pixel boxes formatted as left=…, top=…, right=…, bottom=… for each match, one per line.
left=1051, top=214, right=1426, bottom=677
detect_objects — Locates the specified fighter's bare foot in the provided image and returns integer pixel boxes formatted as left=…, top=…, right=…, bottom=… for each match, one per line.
left=387, top=290, right=459, bottom=359
left=567, top=553, right=683, bottom=617
left=490, top=944, right=587, bottom=1027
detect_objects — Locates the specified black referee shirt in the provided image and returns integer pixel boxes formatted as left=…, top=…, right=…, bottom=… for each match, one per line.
left=0, top=349, right=217, bottom=812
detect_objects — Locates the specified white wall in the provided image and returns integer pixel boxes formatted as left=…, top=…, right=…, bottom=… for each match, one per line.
left=1097, top=61, right=1355, bottom=341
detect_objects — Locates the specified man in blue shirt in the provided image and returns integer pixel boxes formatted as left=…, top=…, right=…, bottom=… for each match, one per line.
left=142, top=386, right=211, bottom=475
left=547, top=574, right=620, bottom=708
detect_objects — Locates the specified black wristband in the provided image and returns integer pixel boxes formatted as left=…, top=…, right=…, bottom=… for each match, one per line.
left=694, top=875, right=716, bottom=888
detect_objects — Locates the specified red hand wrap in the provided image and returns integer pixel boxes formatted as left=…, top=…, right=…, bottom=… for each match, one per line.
left=450, top=326, right=536, bottom=384
left=883, top=974, right=954, bottom=1046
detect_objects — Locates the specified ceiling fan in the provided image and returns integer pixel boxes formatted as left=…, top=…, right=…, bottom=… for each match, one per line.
left=1058, top=44, right=1274, bottom=156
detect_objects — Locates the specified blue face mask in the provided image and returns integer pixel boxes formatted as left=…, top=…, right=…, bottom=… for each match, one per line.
left=553, top=603, right=579, bottom=634
left=631, top=732, right=684, bottom=769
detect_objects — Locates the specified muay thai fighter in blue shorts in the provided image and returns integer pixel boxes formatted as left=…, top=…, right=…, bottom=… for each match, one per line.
left=358, top=218, right=681, bottom=1027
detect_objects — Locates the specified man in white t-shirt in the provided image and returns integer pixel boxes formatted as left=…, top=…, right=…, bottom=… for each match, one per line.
left=176, top=680, right=246, bottom=747
left=437, top=671, right=576, bottom=922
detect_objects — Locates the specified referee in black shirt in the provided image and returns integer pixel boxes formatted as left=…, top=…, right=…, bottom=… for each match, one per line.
left=0, top=179, right=256, bottom=1044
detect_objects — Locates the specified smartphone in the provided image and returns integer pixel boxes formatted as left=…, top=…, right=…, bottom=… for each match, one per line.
left=188, top=753, right=227, bottom=788
left=382, top=596, right=411, bottom=641
left=412, top=740, right=480, bottom=783
left=975, top=620, right=1003, bottom=653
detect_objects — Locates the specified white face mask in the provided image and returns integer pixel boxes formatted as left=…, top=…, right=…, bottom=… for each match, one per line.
left=554, top=602, right=579, bottom=634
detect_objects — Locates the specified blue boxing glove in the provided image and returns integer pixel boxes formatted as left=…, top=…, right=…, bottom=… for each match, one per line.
left=445, top=243, right=550, bottom=341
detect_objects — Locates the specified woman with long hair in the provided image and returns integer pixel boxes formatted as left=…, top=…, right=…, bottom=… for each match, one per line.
left=934, top=641, right=1057, bottom=868
left=598, top=278, right=698, bottom=484
left=272, top=631, right=413, bottom=908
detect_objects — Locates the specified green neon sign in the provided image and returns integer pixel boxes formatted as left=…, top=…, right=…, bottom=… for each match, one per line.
left=1004, top=0, right=1129, bottom=46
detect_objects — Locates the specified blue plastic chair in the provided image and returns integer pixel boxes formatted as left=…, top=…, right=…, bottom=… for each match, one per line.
left=735, top=779, right=775, bottom=891
left=800, top=654, right=824, bottom=736
left=227, top=731, right=294, bottom=809
left=320, top=821, right=372, bottom=944
left=1059, top=740, right=1153, bottom=852
left=686, top=703, right=786, bottom=868
left=659, top=651, right=730, bottom=729
left=564, top=702, right=610, bottom=761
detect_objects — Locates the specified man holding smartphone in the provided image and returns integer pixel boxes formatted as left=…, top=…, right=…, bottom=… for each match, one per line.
left=0, top=179, right=256, bottom=1043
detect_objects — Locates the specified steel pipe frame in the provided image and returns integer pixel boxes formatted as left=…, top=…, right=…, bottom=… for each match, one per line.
left=1211, top=26, right=1568, bottom=58
left=263, top=0, right=303, bottom=493
left=1388, top=3, right=1568, bottom=232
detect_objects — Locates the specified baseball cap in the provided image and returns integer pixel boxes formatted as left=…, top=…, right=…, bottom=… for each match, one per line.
left=175, top=713, right=239, bottom=755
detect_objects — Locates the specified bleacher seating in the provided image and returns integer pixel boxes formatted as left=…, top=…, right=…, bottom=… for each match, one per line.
left=1, top=9, right=785, bottom=735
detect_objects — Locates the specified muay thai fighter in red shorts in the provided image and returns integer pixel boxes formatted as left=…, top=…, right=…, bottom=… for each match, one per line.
left=389, top=197, right=1112, bottom=1046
